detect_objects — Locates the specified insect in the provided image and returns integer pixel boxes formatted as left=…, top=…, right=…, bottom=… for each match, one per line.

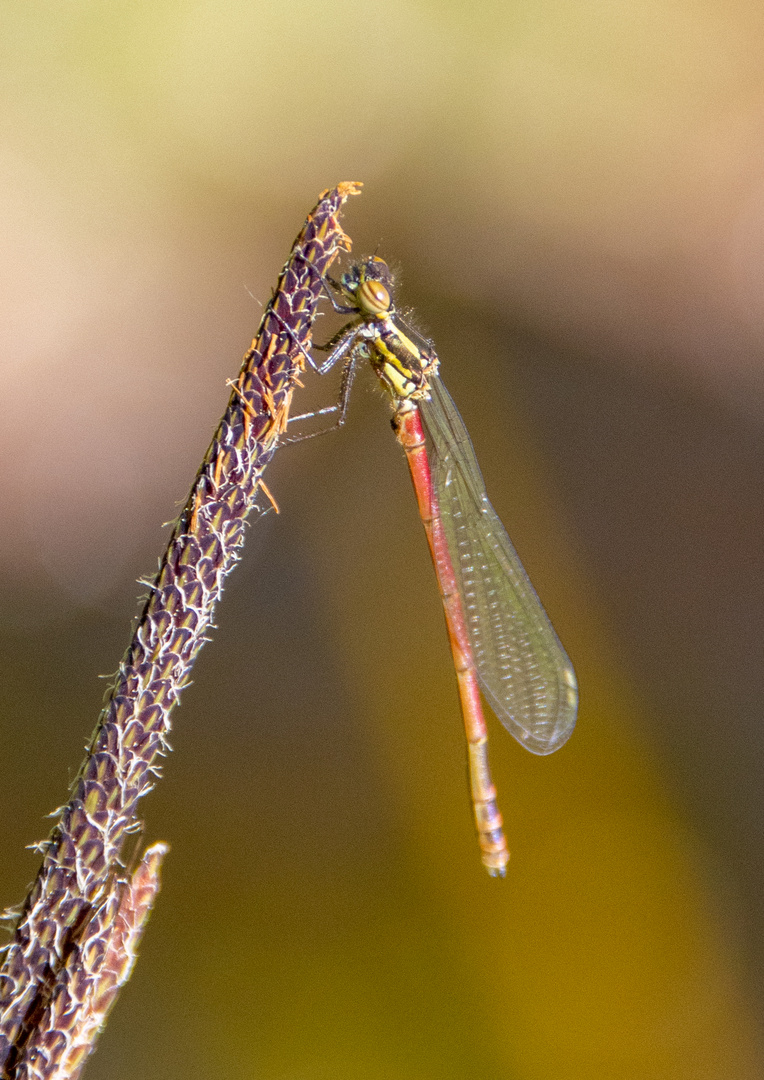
left=301, top=255, right=578, bottom=876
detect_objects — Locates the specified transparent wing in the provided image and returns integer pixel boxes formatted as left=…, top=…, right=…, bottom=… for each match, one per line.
left=418, top=375, right=578, bottom=755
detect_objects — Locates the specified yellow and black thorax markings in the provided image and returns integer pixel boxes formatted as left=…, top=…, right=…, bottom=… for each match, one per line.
left=360, top=318, right=437, bottom=402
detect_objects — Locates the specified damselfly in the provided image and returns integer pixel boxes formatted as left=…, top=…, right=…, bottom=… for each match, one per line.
left=301, top=256, right=578, bottom=876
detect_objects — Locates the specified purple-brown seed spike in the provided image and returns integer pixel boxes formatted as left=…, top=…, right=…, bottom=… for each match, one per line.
left=12, top=844, right=169, bottom=1080
left=0, top=182, right=362, bottom=1079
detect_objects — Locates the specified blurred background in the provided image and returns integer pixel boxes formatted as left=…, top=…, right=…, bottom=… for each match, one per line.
left=1, top=1, right=763, bottom=1076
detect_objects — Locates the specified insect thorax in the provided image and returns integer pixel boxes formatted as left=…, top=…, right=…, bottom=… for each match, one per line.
left=360, top=319, right=435, bottom=402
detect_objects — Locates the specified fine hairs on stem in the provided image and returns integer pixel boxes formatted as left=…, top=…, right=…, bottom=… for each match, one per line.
left=0, top=182, right=362, bottom=1080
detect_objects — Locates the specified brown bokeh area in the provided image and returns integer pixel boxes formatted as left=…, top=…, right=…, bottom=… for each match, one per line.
left=1, top=2, right=764, bottom=1077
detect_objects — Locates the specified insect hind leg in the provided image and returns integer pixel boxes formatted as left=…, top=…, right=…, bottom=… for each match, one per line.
left=281, top=351, right=362, bottom=445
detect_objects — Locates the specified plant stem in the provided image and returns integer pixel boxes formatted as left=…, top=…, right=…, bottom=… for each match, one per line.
left=0, top=181, right=362, bottom=1080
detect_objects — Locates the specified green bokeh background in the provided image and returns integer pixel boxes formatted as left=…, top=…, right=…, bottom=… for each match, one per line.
left=1, top=2, right=763, bottom=1077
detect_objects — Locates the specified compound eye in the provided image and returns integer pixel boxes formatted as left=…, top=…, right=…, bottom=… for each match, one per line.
left=358, top=278, right=391, bottom=316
